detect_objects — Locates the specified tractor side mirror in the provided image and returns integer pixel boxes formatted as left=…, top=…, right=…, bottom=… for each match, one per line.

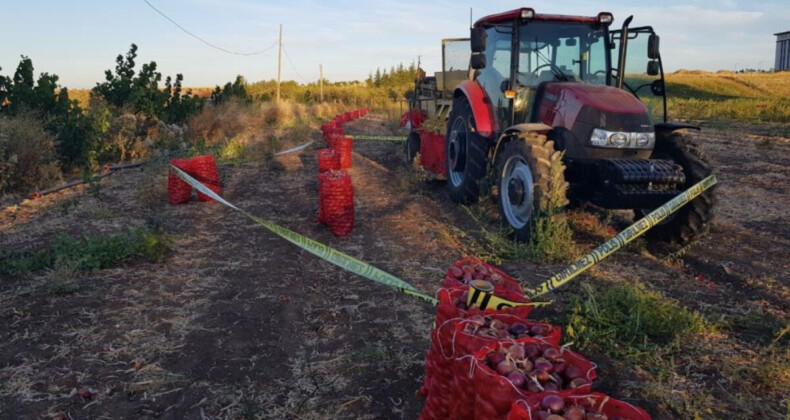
left=650, top=79, right=665, bottom=96
left=648, top=34, right=660, bottom=59
left=471, top=27, right=487, bottom=53
left=647, top=60, right=660, bottom=76
left=564, top=38, right=577, bottom=47
left=470, top=53, right=486, bottom=70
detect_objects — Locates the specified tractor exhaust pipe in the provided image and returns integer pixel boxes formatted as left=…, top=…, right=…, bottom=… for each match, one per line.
left=616, top=15, right=633, bottom=89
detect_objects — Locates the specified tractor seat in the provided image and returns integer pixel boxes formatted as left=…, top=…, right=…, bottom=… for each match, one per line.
left=537, top=70, right=556, bottom=83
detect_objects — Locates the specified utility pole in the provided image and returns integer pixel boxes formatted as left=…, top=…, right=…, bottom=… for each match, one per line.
left=319, top=64, right=324, bottom=103
left=276, top=23, right=282, bottom=103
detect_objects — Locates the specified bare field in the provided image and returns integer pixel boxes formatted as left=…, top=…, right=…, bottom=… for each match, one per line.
left=1, top=115, right=788, bottom=419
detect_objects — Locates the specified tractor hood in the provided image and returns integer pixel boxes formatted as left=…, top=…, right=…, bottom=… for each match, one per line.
left=537, top=82, right=650, bottom=131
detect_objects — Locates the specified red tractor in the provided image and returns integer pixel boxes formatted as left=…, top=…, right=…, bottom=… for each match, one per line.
left=406, top=8, right=715, bottom=246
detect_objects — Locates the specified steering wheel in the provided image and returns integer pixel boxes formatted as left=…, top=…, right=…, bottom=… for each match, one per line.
left=532, top=63, right=574, bottom=82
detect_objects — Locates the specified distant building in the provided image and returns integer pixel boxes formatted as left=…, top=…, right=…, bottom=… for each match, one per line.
left=777, top=31, right=790, bottom=71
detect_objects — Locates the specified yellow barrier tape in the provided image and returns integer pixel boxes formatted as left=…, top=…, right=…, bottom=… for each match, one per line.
left=524, top=175, right=718, bottom=298
left=467, top=284, right=551, bottom=310
left=170, top=165, right=438, bottom=305
left=346, top=135, right=408, bottom=142
left=274, top=141, right=315, bottom=156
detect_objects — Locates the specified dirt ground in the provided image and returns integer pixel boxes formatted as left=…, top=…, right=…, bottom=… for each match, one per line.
left=0, top=115, right=788, bottom=419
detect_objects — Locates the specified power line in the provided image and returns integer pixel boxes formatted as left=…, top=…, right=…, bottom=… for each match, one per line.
left=282, top=44, right=310, bottom=83
left=143, top=0, right=277, bottom=56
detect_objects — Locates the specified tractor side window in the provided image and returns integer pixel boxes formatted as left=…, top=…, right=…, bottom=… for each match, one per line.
left=477, top=24, right=513, bottom=128
left=586, top=34, right=608, bottom=84
left=621, top=31, right=663, bottom=122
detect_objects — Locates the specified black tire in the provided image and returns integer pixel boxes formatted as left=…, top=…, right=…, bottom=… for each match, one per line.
left=445, top=96, right=489, bottom=204
left=495, top=132, right=569, bottom=242
left=636, top=130, right=716, bottom=246
left=406, top=132, right=420, bottom=164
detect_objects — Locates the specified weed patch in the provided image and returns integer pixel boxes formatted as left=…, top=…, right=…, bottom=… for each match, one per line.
left=564, top=282, right=713, bottom=370
left=0, top=227, right=171, bottom=276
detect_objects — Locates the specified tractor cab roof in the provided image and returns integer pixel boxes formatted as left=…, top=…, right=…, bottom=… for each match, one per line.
left=474, top=8, right=612, bottom=27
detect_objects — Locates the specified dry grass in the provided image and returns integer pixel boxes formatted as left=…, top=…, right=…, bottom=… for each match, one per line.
left=0, top=113, right=62, bottom=195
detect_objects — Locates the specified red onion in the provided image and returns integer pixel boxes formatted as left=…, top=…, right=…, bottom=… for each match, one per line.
left=563, top=364, right=582, bottom=380
left=508, top=344, right=526, bottom=360
left=565, top=406, right=586, bottom=420
left=541, top=394, right=565, bottom=413
left=543, top=347, right=560, bottom=361
left=507, top=371, right=526, bottom=388
left=449, top=266, right=464, bottom=279
left=525, top=345, right=541, bottom=359
left=570, top=377, right=590, bottom=388
left=487, top=351, right=505, bottom=366
left=497, top=360, right=516, bottom=375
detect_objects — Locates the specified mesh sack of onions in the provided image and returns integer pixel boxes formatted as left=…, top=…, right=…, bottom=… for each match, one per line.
left=167, top=158, right=193, bottom=205
left=420, top=315, right=562, bottom=420
left=444, top=257, right=524, bottom=295
left=319, top=170, right=354, bottom=237
left=189, top=155, right=222, bottom=202
left=333, top=137, right=353, bottom=170
left=507, top=392, right=652, bottom=420
left=317, top=148, right=341, bottom=173
left=471, top=341, right=597, bottom=419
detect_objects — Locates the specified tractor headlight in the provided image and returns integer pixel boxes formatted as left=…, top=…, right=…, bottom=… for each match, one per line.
left=590, top=128, right=655, bottom=149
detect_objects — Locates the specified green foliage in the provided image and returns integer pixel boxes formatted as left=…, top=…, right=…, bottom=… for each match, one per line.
left=0, top=226, right=171, bottom=276
left=93, top=44, right=203, bottom=124
left=210, top=75, right=251, bottom=105
left=565, top=282, right=712, bottom=369
left=0, top=113, right=62, bottom=194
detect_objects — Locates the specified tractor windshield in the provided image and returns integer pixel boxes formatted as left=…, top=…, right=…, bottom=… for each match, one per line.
left=517, top=21, right=609, bottom=87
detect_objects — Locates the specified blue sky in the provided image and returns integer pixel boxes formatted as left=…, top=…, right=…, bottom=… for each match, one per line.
left=1, top=0, right=786, bottom=88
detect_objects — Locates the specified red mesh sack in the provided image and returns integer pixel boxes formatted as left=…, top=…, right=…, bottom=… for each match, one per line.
left=471, top=341, right=598, bottom=419
left=352, top=110, right=360, bottom=119
left=319, top=170, right=354, bottom=236
left=189, top=155, right=221, bottom=202
left=443, top=257, right=524, bottom=295
left=401, top=109, right=427, bottom=128
left=168, top=158, right=193, bottom=205
left=417, top=132, right=446, bottom=175
left=317, top=148, right=341, bottom=173
left=507, top=393, right=652, bottom=420
left=334, top=137, right=353, bottom=170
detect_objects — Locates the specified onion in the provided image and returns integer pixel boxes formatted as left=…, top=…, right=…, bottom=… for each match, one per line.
left=563, top=364, right=582, bottom=380
left=508, top=344, right=526, bottom=360
left=570, top=377, right=589, bottom=388
left=535, top=411, right=552, bottom=420
left=526, top=380, right=542, bottom=393
left=543, top=347, right=560, bottom=361
left=550, top=373, right=564, bottom=387
left=525, top=345, right=541, bottom=359
left=517, top=359, right=533, bottom=372
left=546, top=415, right=565, bottom=420
left=509, top=322, right=529, bottom=335
left=552, top=358, right=568, bottom=375
left=487, top=351, right=506, bottom=367
left=534, top=358, right=554, bottom=373
left=468, top=315, right=486, bottom=327
left=474, top=264, right=489, bottom=276
left=541, top=394, right=565, bottom=413
left=449, top=266, right=464, bottom=279
left=586, top=413, right=607, bottom=420
left=489, top=272, right=504, bottom=285
left=530, top=324, right=549, bottom=336
left=462, top=264, right=474, bottom=275
left=473, top=272, right=484, bottom=280
left=532, top=368, right=551, bottom=382
left=507, top=371, right=526, bottom=388
left=543, top=382, right=559, bottom=391
left=462, top=273, right=473, bottom=283
left=490, top=319, right=507, bottom=330
left=565, top=406, right=586, bottom=420
left=497, top=360, right=516, bottom=375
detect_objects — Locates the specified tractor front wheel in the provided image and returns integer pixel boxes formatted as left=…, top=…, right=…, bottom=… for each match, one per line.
left=446, top=97, right=488, bottom=204
left=495, top=132, right=569, bottom=242
left=636, top=130, right=716, bottom=247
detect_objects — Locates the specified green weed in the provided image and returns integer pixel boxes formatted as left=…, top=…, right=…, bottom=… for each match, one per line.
left=0, top=226, right=171, bottom=276
left=564, top=282, right=713, bottom=371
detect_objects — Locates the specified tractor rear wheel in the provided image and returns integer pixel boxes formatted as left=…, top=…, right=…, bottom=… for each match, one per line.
left=406, top=132, right=420, bottom=164
left=446, top=96, right=488, bottom=204
left=495, top=132, right=569, bottom=242
left=636, top=130, right=716, bottom=247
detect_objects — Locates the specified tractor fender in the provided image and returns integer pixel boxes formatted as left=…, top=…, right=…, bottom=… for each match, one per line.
left=489, top=123, right=553, bottom=174
left=454, top=80, right=494, bottom=138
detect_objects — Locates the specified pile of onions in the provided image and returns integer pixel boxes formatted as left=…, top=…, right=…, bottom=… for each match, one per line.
left=535, top=394, right=623, bottom=420
left=448, top=263, right=508, bottom=287
left=484, top=343, right=590, bottom=392
left=462, top=314, right=555, bottom=341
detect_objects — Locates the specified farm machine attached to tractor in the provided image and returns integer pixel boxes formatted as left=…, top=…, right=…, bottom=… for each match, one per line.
left=406, top=8, right=716, bottom=246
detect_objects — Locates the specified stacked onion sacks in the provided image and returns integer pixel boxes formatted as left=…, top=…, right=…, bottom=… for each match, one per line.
left=484, top=342, right=593, bottom=393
